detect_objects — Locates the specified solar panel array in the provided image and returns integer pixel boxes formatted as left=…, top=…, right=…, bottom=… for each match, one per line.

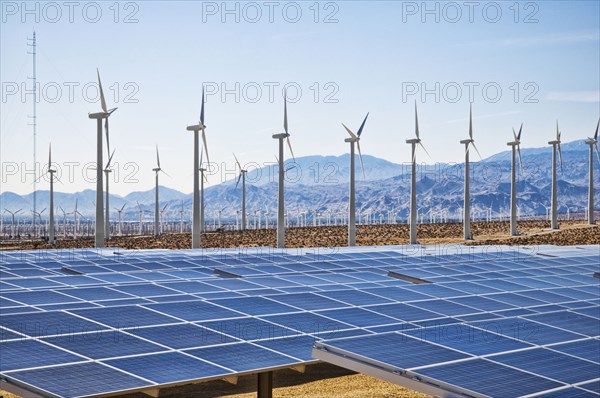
left=0, top=245, right=598, bottom=398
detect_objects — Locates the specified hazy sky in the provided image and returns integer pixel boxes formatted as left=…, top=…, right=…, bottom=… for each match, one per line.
left=1, top=1, right=599, bottom=195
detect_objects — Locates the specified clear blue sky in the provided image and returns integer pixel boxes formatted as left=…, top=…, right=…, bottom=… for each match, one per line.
left=1, top=1, right=599, bottom=195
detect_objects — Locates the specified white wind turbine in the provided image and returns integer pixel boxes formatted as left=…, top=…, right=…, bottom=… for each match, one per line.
left=4, top=209, right=22, bottom=236
left=46, top=144, right=57, bottom=244
left=187, top=86, right=209, bottom=248
left=548, top=122, right=563, bottom=230
left=233, top=153, right=248, bottom=231
left=406, top=103, right=429, bottom=245
left=104, top=148, right=116, bottom=240
left=153, top=145, right=169, bottom=236
left=159, top=204, right=168, bottom=234
left=32, top=208, right=46, bottom=237
left=59, top=206, right=67, bottom=238
left=136, top=201, right=145, bottom=235
left=88, top=69, right=116, bottom=248
left=73, top=199, right=81, bottom=239
left=507, top=123, right=523, bottom=236
left=585, top=119, right=599, bottom=225
left=114, top=203, right=126, bottom=236
left=460, top=104, right=481, bottom=240
left=272, top=90, right=296, bottom=248
left=342, top=112, right=369, bottom=246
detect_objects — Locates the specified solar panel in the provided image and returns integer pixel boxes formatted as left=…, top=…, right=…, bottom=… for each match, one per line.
left=1, top=244, right=598, bottom=398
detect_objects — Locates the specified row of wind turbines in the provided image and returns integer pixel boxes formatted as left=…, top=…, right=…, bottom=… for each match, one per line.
left=42, top=70, right=599, bottom=249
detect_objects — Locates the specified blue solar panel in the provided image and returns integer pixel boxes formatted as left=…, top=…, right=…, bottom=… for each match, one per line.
left=185, top=342, right=297, bottom=372
left=0, top=339, right=85, bottom=371
left=209, top=296, right=298, bottom=316
left=316, top=307, right=399, bottom=328
left=525, top=311, right=600, bottom=337
left=0, top=311, right=107, bottom=338
left=316, top=333, right=470, bottom=369
left=549, top=339, right=600, bottom=363
left=490, top=348, right=599, bottom=384
left=145, top=300, right=243, bottom=322
left=363, top=303, right=443, bottom=322
left=470, top=318, right=585, bottom=345
left=43, top=330, right=166, bottom=359
left=71, top=306, right=180, bottom=328
left=105, top=351, right=229, bottom=384
left=128, top=323, right=237, bottom=349
left=5, top=362, right=150, bottom=398
left=414, top=359, right=563, bottom=398
left=262, top=312, right=352, bottom=334
left=199, top=317, right=293, bottom=340
left=403, top=324, right=532, bottom=356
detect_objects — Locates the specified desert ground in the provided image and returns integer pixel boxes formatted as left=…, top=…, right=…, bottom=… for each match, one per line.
left=1, top=220, right=598, bottom=398
left=1, top=220, right=599, bottom=252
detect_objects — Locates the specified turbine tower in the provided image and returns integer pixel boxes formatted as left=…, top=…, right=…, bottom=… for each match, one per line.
left=104, top=149, right=116, bottom=240
left=153, top=145, right=168, bottom=236
left=272, top=91, right=295, bottom=248
left=187, top=87, right=209, bottom=248
left=115, top=203, right=126, bottom=236
left=88, top=69, right=116, bottom=247
left=342, top=112, right=368, bottom=246
left=199, top=150, right=208, bottom=233
left=234, top=153, right=248, bottom=231
left=406, top=103, right=429, bottom=245
left=548, top=122, right=563, bottom=230
left=47, top=144, right=56, bottom=244
left=507, top=124, right=523, bottom=236
left=585, top=119, right=599, bottom=225
left=460, top=104, right=481, bottom=240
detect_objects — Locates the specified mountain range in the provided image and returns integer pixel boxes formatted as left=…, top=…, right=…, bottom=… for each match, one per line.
left=1, top=140, right=598, bottom=222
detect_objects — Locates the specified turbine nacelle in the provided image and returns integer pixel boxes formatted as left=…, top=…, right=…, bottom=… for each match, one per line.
left=272, top=132, right=289, bottom=139
left=187, top=123, right=206, bottom=131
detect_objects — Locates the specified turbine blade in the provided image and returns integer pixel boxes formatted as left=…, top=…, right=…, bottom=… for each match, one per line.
left=342, top=123, right=357, bottom=139
left=414, top=102, right=420, bottom=139
left=595, top=118, right=600, bottom=140
left=512, top=127, right=518, bottom=143
left=97, top=69, right=107, bottom=114
left=200, top=86, right=205, bottom=124
left=286, top=136, right=295, bottom=161
left=201, top=128, right=210, bottom=164
left=472, top=141, right=482, bottom=159
left=121, top=203, right=126, bottom=211
left=156, top=145, right=160, bottom=169
left=235, top=173, right=242, bottom=189
left=233, top=153, right=242, bottom=169
left=200, top=147, right=204, bottom=167
left=48, top=143, right=52, bottom=167
left=357, top=112, right=369, bottom=138
left=357, top=141, right=365, bottom=180
left=556, top=120, right=560, bottom=140
left=283, top=89, right=288, bottom=134
left=106, top=148, right=116, bottom=169
left=105, top=118, right=110, bottom=157
left=465, top=141, right=471, bottom=155
left=160, top=169, right=171, bottom=178
left=517, top=143, right=523, bottom=171
left=418, top=141, right=431, bottom=158
left=517, top=123, right=523, bottom=141
left=594, top=143, right=600, bottom=164
left=469, top=103, right=473, bottom=140
left=558, top=142, right=564, bottom=174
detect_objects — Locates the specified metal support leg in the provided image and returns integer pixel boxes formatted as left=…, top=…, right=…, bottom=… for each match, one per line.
left=257, top=371, right=273, bottom=398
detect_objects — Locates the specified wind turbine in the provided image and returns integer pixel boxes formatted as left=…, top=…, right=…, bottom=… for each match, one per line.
left=233, top=153, right=248, bottom=231
left=342, top=112, right=369, bottom=246
left=585, top=119, right=599, bottom=225
left=136, top=201, right=145, bottom=235
left=45, top=144, right=57, bottom=244
left=59, top=207, right=67, bottom=238
left=104, top=148, right=116, bottom=240
left=4, top=209, right=22, bottom=236
left=159, top=204, right=168, bottom=234
left=272, top=90, right=295, bottom=248
left=32, top=208, right=46, bottom=237
left=406, top=103, right=429, bottom=244
left=88, top=69, right=116, bottom=247
left=548, top=122, right=563, bottom=230
left=187, top=86, right=209, bottom=248
left=114, top=203, right=126, bottom=236
left=73, top=199, right=81, bottom=239
left=460, top=104, right=481, bottom=240
left=507, top=124, right=523, bottom=236
left=153, top=145, right=169, bottom=236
